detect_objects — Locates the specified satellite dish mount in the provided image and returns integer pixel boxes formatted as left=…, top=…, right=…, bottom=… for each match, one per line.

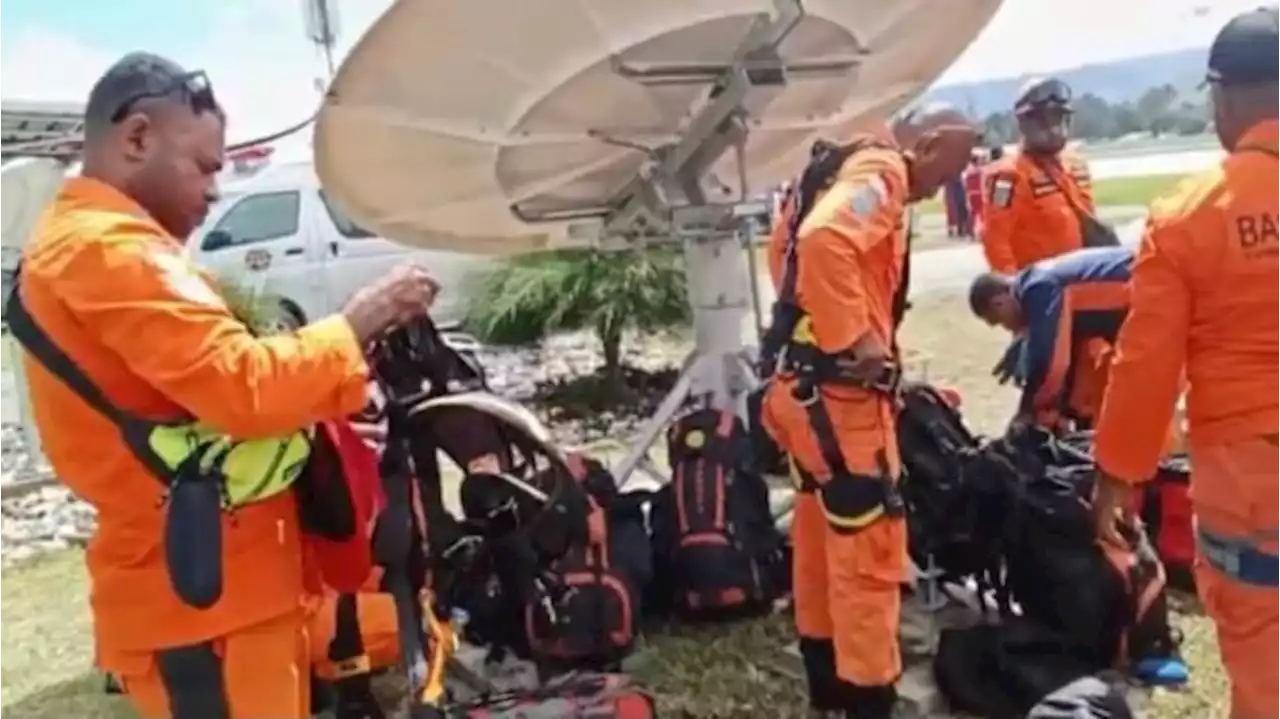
left=570, top=0, right=858, bottom=486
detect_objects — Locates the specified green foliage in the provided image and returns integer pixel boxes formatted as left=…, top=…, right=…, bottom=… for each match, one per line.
left=212, top=279, right=285, bottom=336
left=464, top=247, right=691, bottom=374
left=980, top=85, right=1211, bottom=145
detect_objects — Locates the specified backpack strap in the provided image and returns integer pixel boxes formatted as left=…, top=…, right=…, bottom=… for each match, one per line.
left=1028, top=157, right=1120, bottom=248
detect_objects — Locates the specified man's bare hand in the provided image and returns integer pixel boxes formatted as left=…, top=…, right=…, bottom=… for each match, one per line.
left=343, top=263, right=440, bottom=345
left=840, top=333, right=891, bottom=383
left=1092, top=470, right=1138, bottom=548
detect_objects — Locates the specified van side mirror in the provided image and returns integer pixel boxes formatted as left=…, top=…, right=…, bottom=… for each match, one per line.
left=202, top=230, right=233, bottom=251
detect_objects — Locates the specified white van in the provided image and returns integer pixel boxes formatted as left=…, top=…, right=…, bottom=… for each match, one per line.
left=189, top=160, right=492, bottom=343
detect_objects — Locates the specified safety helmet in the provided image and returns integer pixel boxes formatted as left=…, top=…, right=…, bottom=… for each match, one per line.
left=1014, top=77, right=1073, bottom=116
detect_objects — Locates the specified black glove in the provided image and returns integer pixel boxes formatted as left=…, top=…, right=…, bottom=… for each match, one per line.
left=1004, top=413, right=1036, bottom=444
left=991, top=337, right=1026, bottom=387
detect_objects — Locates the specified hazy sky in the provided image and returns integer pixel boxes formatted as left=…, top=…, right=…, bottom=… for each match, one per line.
left=1, top=0, right=1266, bottom=147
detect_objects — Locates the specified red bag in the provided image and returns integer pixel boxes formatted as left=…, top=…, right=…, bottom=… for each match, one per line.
left=1138, top=455, right=1194, bottom=590
left=299, top=420, right=386, bottom=593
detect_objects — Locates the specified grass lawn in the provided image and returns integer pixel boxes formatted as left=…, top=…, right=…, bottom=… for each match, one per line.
left=914, top=173, right=1189, bottom=217
left=0, top=292, right=1228, bottom=718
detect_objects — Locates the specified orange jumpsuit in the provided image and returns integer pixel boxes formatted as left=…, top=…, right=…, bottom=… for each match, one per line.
left=761, top=139, right=908, bottom=713
left=981, top=149, right=1095, bottom=273
left=1093, top=120, right=1279, bottom=719
left=20, top=176, right=393, bottom=718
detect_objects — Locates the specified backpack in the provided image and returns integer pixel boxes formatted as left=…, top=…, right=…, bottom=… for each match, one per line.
left=649, top=407, right=790, bottom=618
left=1139, top=455, right=1194, bottom=591
left=458, top=672, right=655, bottom=718
left=934, top=618, right=1112, bottom=719
left=895, top=383, right=998, bottom=583
left=979, top=433, right=1180, bottom=673
left=522, top=455, right=651, bottom=674
left=1026, top=676, right=1135, bottom=719
left=1058, top=432, right=1195, bottom=591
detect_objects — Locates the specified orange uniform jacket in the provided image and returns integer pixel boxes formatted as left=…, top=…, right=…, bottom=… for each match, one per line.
left=981, top=149, right=1095, bottom=273
left=764, top=136, right=907, bottom=463
left=20, top=177, right=370, bottom=665
left=1094, top=120, right=1279, bottom=484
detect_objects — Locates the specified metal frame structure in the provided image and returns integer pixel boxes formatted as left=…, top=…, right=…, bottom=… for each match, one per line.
left=517, top=0, right=862, bottom=486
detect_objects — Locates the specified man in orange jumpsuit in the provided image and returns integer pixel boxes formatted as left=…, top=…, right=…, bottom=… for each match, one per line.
left=962, top=152, right=986, bottom=239
left=17, top=53, right=429, bottom=718
left=981, top=78, right=1113, bottom=390
left=968, top=247, right=1133, bottom=432
left=980, top=77, right=1101, bottom=274
left=760, top=104, right=979, bottom=717
left=1090, top=9, right=1279, bottom=718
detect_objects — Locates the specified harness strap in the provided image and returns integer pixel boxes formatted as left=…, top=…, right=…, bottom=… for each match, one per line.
left=328, top=593, right=384, bottom=719
left=372, top=416, right=436, bottom=712
left=154, top=642, right=231, bottom=719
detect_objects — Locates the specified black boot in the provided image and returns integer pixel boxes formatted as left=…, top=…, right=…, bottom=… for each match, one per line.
left=798, top=638, right=842, bottom=711
left=834, top=681, right=897, bottom=719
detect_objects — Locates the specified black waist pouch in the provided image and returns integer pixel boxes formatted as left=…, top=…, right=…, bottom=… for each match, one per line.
left=163, top=450, right=225, bottom=609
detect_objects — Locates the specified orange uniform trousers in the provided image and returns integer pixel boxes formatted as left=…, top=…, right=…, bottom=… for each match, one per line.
left=1189, top=435, right=1279, bottom=719
left=764, top=383, right=908, bottom=686
left=116, top=591, right=399, bottom=719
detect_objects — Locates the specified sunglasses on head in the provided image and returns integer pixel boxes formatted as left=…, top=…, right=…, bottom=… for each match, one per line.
left=1016, top=79, right=1072, bottom=115
left=110, top=70, right=219, bottom=123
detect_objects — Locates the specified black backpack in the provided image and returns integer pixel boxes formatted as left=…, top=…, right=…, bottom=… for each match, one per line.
left=979, top=433, right=1179, bottom=671
left=895, top=383, right=1008, bottom=589
left=516, top=455, right=651, bottom=675
left=934, top=619, right=1132, bottom=719
left=649, top=407, right=790, bottom=618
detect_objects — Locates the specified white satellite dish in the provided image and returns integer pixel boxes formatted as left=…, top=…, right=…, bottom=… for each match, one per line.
left=316, top=0, right=1001, bottom=253
left=316, top=0, right=1002, bottom=490
left=2, top=157, right=72, bottom=252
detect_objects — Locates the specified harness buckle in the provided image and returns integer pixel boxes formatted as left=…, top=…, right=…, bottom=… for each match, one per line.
left=793, top=382, right=821, bottom=407
left=866, top=361, right=903, bottom=395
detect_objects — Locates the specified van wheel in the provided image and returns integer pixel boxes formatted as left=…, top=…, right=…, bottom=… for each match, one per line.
left=260, top=302, right=306, bottom=335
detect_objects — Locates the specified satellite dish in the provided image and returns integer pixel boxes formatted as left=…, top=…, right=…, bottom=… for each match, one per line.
left=316, top=0, right=1002, bottom=253
left=2, top=157, right=72, bottom=252
left=314, top=0, right=1005, bottom=496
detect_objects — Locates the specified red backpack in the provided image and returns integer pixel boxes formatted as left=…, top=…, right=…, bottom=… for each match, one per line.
left=1137, top=456, right=1194, bottom=590
left=298, top=419, right=386, bottom=593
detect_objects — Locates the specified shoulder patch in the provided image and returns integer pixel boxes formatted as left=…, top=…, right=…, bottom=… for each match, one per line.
left=847, top=175, right=888, bottom=219
left=989, top=176, right=1015, bottom=209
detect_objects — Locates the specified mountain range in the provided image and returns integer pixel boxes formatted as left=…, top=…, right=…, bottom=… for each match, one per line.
left=925, top=47, right=1209, bottom=118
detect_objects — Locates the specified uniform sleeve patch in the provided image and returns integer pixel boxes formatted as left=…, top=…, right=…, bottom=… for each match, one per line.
left=847, top=175, right=888, bottom=219
left=990, top=177, right=1015, bottom=209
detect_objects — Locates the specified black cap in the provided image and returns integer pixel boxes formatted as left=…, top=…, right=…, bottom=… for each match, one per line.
left=1206, top=6, right=1279, bottom=86
left=84, top=52, right=193, bottom=136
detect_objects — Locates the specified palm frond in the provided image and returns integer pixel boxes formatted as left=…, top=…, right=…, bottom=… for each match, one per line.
left=464, top=247, right=692, bottom=349
left=213, top=278, right=284, bottom=336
